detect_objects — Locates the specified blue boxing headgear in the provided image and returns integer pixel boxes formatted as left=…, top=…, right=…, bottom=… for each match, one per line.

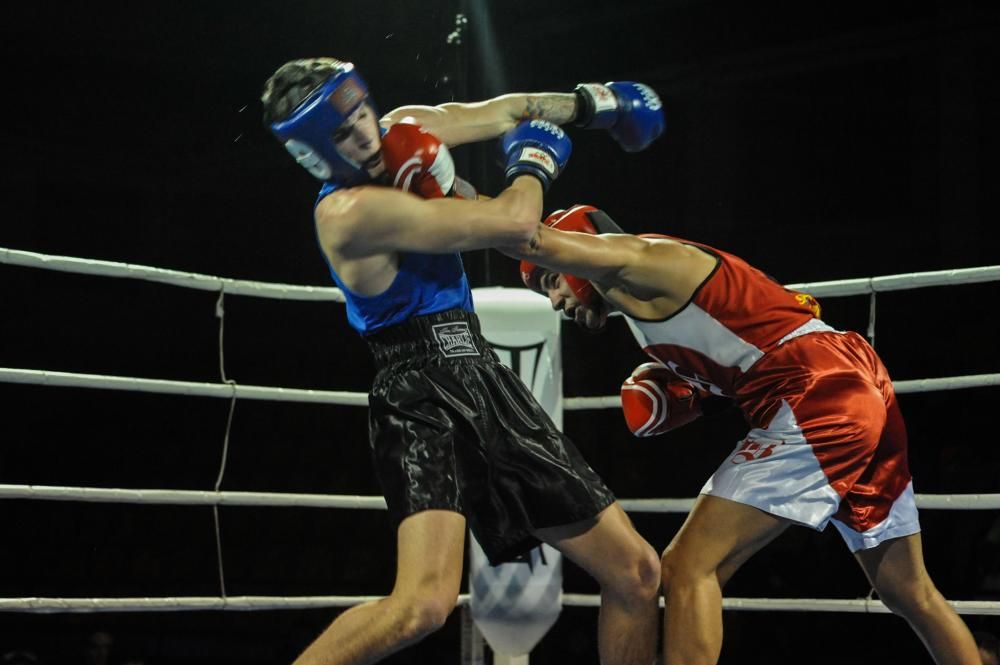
left=269, top=62, right=376, bottom=185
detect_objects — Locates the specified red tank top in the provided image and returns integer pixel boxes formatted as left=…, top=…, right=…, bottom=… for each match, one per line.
left=625, top=235, right=832, bottom=397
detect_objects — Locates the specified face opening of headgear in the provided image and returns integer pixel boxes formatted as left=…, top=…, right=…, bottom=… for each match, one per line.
left=269, top=62, right=378, bottom=186
left=520, top=204, right=623, bottom=310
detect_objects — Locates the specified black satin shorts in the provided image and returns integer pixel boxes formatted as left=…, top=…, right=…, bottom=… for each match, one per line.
left=365, top=308, right=615, bottom=564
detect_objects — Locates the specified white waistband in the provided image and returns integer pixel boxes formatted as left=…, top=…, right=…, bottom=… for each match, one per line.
left=777, top=318, right=839, bottom=346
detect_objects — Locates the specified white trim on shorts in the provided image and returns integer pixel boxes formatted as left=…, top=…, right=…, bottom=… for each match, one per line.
left=700, top=399, right=920, bottom=551
left=831, top=480, right=920, bottom=552
left=701, top=399, right=842, bottom=530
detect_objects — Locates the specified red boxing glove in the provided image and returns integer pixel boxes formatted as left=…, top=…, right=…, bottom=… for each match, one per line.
left=381, top=121, right=476, bottom=199
left=621, top=362, right=706, bottom=437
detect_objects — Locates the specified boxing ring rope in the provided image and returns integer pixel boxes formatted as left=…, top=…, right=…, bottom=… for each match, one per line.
left=1, top=367, right=997, bottom=407
left=2, top=246, right=999, bottom=616
left=2, top=595, right=998, bottom=616
left=0, top=247, right=345, bottom=302
left=1, top=485, right=998, bottom=512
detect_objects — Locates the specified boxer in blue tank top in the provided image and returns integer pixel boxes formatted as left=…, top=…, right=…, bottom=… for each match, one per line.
left=262, top=57, right=666, bottom=665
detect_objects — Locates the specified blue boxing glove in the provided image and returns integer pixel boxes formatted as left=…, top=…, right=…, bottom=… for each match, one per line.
left=574, top=81, right=665, bottom=152
left=500, top=119, right=572, bottom=192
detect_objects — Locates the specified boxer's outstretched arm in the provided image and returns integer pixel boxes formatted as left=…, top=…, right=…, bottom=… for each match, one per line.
left=508, top=226, right=646, bottom=286
left=507, top=227, right=715, bottom=303
left=380, top=93, right=578, bottom=147
left=316, top=176, right=542, bottom=258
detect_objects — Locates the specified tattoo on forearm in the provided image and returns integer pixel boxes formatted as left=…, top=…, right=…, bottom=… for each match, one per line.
left=520, top=95, right=577, bottom=124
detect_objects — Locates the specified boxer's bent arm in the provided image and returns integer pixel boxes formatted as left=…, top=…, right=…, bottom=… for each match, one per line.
left=381, top=93, right=578, bottom=147
left=317, top=177, right=542, bottom=258
left=508, top=228, right=715, bottom=301
left=507, top=227, right=645, bottom=284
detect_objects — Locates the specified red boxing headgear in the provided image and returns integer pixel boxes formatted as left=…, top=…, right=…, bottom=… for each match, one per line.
left=520, top=204, right=619, bottom=308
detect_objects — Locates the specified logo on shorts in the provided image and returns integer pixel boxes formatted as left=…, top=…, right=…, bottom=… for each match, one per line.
left=730, top=436, right=784, bottom=464
left=432, top=322, right=480, bottom=358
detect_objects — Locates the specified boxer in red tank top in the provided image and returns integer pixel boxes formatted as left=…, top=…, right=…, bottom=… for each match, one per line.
left=513, top=204, right=980, bottom=665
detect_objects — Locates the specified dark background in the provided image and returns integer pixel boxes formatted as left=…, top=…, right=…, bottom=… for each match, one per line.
left=2, top=1, right=999, bottom=663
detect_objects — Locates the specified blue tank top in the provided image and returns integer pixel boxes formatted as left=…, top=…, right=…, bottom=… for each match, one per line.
left=316, top=183, right=474, bottom=336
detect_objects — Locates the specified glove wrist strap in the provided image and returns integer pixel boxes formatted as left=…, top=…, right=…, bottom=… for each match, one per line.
left=573, top=85, right=596, bottom=127
left=573, top=83, right=618, bottom=129
left=506, top=170, right=550, bottom=193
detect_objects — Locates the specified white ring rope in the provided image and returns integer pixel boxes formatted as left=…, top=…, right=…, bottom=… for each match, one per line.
left=0, top=485, right=387, bottom=510
left=2, top=368, right=997, bottom=408
left=2, top=485, right=999, bottom=511
left=790, top=265, right=1000, bottom=297
left=567, top=595, right=1000, bottom=615
left=0, top=368, right=368, bottom=406
left=564, top=373, right=1000, bottom=410
left=3, top=248, right=998, bottom=617
left=0, top=247, right=345, bottom=302
left=0, top=595, right=401, bottom=613
left=1, top=595, right=998, bottom=616
left=3, top=247, right=999, bottom=300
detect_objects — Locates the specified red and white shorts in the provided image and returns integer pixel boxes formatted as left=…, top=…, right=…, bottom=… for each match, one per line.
left=701, top=331, right=920, bottom=552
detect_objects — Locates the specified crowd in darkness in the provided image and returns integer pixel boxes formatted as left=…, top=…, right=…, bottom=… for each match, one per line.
left=3, top=631, right=141, bottom=665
